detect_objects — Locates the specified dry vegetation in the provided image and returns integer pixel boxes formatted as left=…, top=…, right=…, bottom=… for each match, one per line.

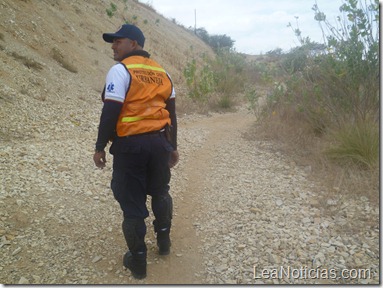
left=254, top=105, right=378, bottom=199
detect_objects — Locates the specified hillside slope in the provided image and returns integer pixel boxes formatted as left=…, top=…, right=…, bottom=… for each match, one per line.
left=0, top=0, right=214, bottom=141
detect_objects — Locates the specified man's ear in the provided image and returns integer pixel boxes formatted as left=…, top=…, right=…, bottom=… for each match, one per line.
left=131, top=40, right=140, bottom=49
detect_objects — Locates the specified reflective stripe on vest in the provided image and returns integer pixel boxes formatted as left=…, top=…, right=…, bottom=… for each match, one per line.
left=121, top=115, right=158, bottom=123
left=125, top=64, right=166, bottom=73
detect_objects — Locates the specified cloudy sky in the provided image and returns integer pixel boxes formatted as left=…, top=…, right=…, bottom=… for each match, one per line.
left=143, top=0, right=344, bottom=55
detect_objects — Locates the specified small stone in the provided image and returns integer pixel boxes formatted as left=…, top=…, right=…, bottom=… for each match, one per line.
left=18, top=277, right=29, bottom=284
left=32, top=275, right=41, bottom=283
left=0, top=236, right=11, bottom=246
left=310, top=200, right=320, bottom=207
left=302, top=217, right=311, bottom=224
left=217, top=264, right=227, bottom=272
left=92, top=255, right=102, bottom=263
left=331, top=241, right=344, bottom=247
left=12, top=247, right=22, bottom=256
left=327, top=199, right=337, bottom=205
left=321, top=221, right=330, bottom=228
left=327, top=246, right=336, bottom=253
left=276, top=199, right=283, bottom=206
left=314, top=217, right=321, bottom=224
left=250, top=207, right=261, bottom=214
left=308, top=238, right=316, bottom=244
left=237, top=244, right=246, bottom=250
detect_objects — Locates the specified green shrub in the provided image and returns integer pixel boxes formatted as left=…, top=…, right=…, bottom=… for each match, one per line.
left=106, top=3, right=117, bottom=18
left=183, top=58, right=214, bottom=101
left=183, top=49, right=248, bottom=108
left=269, top=0, right=379, bottom=134
left=311, top=0, right=379, bottom=122
left=245, top=89, right=259, bottom=112
left=217, top=95, right=232, bottom=109
left=255, top=0, right=379, bottom=179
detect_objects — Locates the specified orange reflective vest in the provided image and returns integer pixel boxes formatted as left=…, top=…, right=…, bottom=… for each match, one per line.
left=116, top=56, right=173, bottom=136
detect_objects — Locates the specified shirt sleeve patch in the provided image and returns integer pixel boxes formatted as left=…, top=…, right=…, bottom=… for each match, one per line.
left=104, top=64, right=130, bottom=103
left=106, top=82, right=115, bottom=93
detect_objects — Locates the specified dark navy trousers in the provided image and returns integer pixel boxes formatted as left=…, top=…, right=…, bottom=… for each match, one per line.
left=109, top=132, right=173, bottom=219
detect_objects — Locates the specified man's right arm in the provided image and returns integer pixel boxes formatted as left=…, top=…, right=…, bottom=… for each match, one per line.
left=95, top=101, right=123, bottom=152
left=95, top=64, right=129, bottom=152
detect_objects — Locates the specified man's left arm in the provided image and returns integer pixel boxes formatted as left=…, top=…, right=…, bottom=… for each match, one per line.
left=165, top=97, right=177, bottom=150
left=165, top=97, right=179, bottom=168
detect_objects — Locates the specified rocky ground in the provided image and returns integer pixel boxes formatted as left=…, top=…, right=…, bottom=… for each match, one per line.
left=0, top=99, right=379, bottom=284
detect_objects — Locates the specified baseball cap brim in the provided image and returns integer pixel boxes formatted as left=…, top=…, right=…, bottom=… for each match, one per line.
left=102, top=24, right=145, bottom=47
left=102, top=33, right=124, bottom=43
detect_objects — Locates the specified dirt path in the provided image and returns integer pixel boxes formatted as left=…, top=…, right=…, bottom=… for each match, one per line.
left=140, top=110, right=256, bottom=284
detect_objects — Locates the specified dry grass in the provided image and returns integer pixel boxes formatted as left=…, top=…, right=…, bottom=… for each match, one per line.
left=326, top=119, right=379, bottom=170
left=253, top=106, right=379, bottom=206
left=51, top=47, right=78, bottom=73
left=10, top=51, right=43, bottom=71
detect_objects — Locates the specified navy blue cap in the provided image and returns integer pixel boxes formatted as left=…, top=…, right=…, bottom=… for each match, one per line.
left=103, top=24, right=145, bottom=47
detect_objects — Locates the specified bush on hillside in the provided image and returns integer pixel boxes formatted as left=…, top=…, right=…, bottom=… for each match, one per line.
left=194, top=27, right=235, bottom=51
left=183, top=48, right=251, bottom=109
left=264, top=0, right=379, bottom=168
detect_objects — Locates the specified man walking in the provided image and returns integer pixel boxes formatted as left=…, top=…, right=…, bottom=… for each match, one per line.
left=93, top=24, right=179, bottom=279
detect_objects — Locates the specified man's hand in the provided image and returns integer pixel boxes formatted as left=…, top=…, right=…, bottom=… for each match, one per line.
left=168, top=150, right=179, bottom=168
left=93, top=151, right=107, bottom=169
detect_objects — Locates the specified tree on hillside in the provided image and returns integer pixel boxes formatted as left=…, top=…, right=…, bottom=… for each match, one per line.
left=194, top=27, right=235, bottom=51
left=195, top=27, right=210, bottom=43
left=208, top=34, right=235, bottom=50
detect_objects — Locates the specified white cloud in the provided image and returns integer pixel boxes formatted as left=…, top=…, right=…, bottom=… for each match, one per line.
left=145, top=0, right=345, bottom=54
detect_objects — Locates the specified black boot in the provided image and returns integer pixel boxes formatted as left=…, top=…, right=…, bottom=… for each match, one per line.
left=154, top=221, right=171, bottom=255
left=151, top=193, right=173, bottom=255
left=157, top=229, right=171, bottom=255
left=122, top=218, right=147, bottom=279
left=123, top=251, right=147, bottom=279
